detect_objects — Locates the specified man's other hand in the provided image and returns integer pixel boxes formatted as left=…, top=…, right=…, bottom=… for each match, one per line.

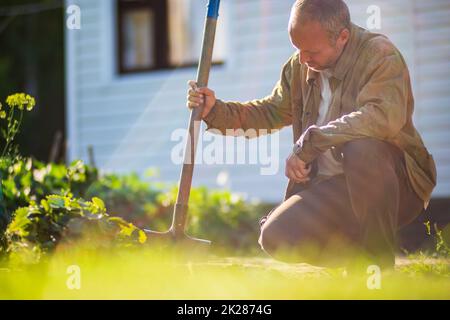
left=285, top=152, right=311, bottom=183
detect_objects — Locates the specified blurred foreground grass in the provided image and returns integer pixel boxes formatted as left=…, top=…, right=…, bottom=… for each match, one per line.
left=1, top=246, right=449, bottom=300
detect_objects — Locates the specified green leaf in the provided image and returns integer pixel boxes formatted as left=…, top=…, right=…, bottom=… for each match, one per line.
left=40, top=199, right=50, bottom=212
left=92, top=197, right=105, bottom=211
left=138, top=230, right=147, bottom=244
left=47, top=195, right=65, bottom=209
left=424, top=221, right=431, bottom=236
left=7, top=207, right=31, bottom=237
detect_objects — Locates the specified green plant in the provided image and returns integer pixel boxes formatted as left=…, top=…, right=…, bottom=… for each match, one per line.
left=0, top=158, right=98, bottom=231
left=0, top=93, right=36, bottom=251
left=424, top=220, right=450, bottom=258
left=0, top=93, right=35, bottom=158
left=6, top=193, right=146, bottom=265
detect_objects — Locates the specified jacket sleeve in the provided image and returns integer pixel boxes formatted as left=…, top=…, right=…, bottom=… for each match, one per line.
left=296, top=45, right=409, bottom=163
left=202, top=55, right=295, bottom=139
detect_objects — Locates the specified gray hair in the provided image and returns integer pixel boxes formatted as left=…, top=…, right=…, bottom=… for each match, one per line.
left=290, top=0, right=351, bottom=43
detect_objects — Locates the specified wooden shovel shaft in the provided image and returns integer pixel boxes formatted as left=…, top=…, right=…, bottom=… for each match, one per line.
left=171, top=1, right=220, bottom=234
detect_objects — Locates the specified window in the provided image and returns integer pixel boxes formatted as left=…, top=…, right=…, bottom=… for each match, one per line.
left=117, top=0, right=168, bottom=73
left=117, top=0, right=226, bottom=74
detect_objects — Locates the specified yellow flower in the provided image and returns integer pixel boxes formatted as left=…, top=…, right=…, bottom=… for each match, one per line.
left=5, top=93, right=36, bottom=111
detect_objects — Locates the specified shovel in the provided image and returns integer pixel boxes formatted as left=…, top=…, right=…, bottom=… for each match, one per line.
left=144, top=0, right=221, bottom=248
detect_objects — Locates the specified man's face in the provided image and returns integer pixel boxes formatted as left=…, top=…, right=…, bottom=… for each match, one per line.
left=289, top=20, right=349, bottom=71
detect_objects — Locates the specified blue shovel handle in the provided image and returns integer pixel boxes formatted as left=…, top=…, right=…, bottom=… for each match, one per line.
left=207, top=0, right=220, bottom=19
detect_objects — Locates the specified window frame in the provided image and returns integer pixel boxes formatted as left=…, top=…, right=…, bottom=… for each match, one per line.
left=117, top=0, right=169, bottom=74
left=116, top=0, right=224, bottom=75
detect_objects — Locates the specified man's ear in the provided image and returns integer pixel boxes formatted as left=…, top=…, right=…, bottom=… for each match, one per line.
left=337, top=28, right=350, bottom=47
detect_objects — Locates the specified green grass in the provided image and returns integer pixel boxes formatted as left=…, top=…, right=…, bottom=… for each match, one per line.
left=0, top=246, right=449, bottom=300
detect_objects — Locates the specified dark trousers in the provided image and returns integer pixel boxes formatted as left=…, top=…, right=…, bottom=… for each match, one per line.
left=258, top=138, right=424, bottom=267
